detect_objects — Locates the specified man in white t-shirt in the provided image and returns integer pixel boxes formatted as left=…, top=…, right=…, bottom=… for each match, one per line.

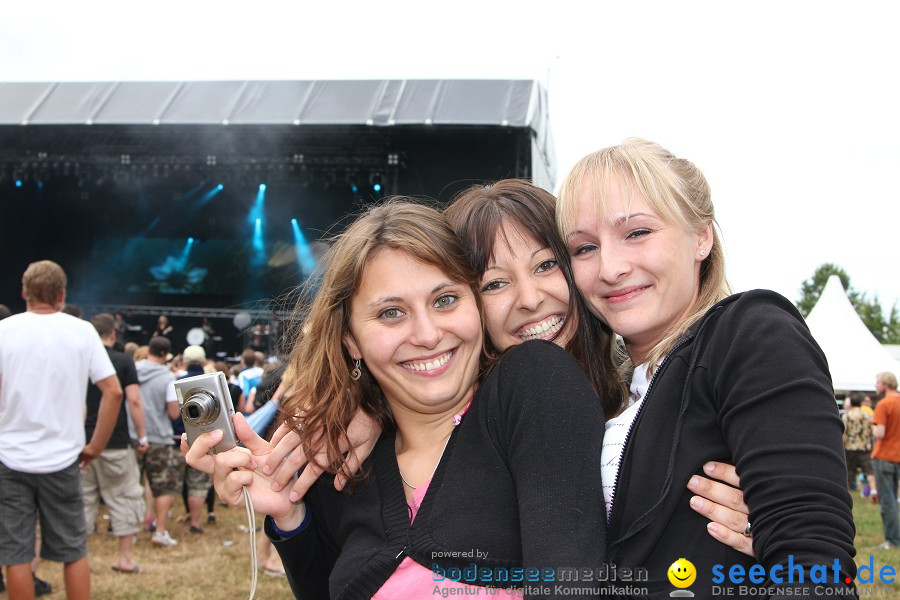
left=0, top=260, right=122, bottom=600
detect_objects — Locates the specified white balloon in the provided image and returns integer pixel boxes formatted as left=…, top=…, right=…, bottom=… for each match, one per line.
left=233, top=311, right=252, bottom=330
left=186, top=327, right=206, bottom=345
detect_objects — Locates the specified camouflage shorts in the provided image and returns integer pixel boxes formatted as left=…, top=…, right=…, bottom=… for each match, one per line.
left=185, top=466, right=211, bottom=497
left=141, top=444, right=185, bottom=497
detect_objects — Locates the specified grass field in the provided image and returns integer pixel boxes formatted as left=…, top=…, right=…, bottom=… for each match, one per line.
left=20, top=502, right=292, bottom=600
left=8, top=490, right=900, bottom=598
left=849, top=491, right=900, bottom=595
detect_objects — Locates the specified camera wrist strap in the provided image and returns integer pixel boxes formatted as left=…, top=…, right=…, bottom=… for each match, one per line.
left=244, top=486, right=258, bottom=600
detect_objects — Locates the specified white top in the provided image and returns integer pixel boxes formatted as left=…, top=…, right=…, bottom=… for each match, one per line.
left=0, top=311, right=115, bottom=473
left=601, top=362, right=652, bottom=519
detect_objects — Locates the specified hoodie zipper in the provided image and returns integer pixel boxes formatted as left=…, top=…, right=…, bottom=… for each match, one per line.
left=606, top=334, right=693, bottom=531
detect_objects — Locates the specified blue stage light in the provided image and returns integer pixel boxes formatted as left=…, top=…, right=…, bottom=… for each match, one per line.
left=15, top=180, right=22, bottom=187
left=247, top=184, right=267, bottom=225
left=352, top=185, right=358, bottom=193
left=291, top=218, right=317, bottom=277
left=178, top=236, right=196, bottom=270
left=196, top=183, right=225, bottom=208
left=370, top=172, right=383, bottom=194
left=243, top=199, right=268, bottom=301
left=247, top=188, right=268, bottom=276
left=252, top=219, right=265, bottom=257
left=175, top=182, right=205, bottom=202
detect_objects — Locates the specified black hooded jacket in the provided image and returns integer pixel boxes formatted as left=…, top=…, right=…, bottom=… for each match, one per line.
left=607, top=290, right=856, bottom=599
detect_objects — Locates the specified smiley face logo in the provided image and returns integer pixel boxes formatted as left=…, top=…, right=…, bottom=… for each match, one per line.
left=668, top=558, right=696, bottom=588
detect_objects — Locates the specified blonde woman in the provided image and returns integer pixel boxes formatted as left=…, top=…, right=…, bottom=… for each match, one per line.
left=557, top=139, right=856, bottom=597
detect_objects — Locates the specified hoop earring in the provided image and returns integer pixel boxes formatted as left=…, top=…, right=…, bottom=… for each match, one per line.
left=350, top=359, right=362, bottom=381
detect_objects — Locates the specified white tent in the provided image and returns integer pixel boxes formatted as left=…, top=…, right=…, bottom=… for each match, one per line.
left=805, top=275, right=900, bottom=392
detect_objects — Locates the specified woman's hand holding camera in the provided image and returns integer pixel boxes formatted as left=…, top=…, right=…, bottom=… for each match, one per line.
left=182, top=412, right=305, bottom=529
left=264, top=408, right=382, bottom=501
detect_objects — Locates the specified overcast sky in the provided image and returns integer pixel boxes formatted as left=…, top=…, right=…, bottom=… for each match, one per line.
left=2, top=0, right=898, bottom=312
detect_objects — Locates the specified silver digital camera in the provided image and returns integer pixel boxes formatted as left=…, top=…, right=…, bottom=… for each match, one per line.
left=174, top=372, right=238, bottom=454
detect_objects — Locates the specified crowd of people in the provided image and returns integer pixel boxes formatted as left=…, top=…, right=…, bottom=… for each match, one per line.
left=0, top=266, right=286, bottom=599
left=2, top=138, right=894, bottom=599
left=843, top=372, right=900, bottom=551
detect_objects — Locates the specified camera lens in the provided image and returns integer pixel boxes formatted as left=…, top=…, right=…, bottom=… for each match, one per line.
left=181, top=390, right=220, bottom=425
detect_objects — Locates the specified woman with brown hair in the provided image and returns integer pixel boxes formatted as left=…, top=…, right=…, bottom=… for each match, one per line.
left=445, top=179, right=623, bottom=418
left=186, top=200, right=607, bottom=599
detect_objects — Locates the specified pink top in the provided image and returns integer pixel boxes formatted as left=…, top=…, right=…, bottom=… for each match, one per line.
left=373, top=479, right=514, bottom=598
left=374, top=399, right=520, bottom=598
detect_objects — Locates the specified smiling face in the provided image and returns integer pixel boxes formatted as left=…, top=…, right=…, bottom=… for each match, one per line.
left=667, top=558, right=696, bottom=588
left=479, top=219, right=574, bottom=352
left=567, top=178, right=712, bottom=365
left=343, top=248, right=482, bottom=420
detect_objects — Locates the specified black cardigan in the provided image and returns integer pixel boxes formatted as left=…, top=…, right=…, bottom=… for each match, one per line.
left=607, top=290, right=857, bottom=599
left=269, top=340, right=607, bottom=599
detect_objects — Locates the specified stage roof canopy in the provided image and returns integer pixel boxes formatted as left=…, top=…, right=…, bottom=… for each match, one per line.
left=0, top=79, right=548, bottom=126
left=0, top=78, right=556, bottom=189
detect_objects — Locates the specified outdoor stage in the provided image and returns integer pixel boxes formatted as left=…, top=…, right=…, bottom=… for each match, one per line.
left=0, top=79, right=556, bottom=355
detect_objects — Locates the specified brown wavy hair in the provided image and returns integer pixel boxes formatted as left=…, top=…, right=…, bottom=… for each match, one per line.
left=279, top=199, right=489, bottom=486
left=446, top=179, right=624, bottom=418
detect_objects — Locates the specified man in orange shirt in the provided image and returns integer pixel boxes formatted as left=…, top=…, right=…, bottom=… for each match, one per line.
left=872, top=371, right=900, bottom=549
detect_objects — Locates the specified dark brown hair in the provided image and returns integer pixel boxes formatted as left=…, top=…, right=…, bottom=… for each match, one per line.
left=446, top=179, right=624, bottom=418
left=90, top=313, right=116, bottom=339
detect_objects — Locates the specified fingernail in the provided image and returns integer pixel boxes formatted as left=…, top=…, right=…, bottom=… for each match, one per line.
left=262, top=465, right=273, bottom=475
left=690, top=496, right=704, bottom=509
left=270, top=481, right=282, bottom=491
left=688, top=476, right=699, bottom=488
left=210, top=430, right=223, bottom=440
left=703, top=462, right=715, bottom=474
left=289, top=492, right=300, bottom=503
left=707, top=522, right=720, bottom=535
